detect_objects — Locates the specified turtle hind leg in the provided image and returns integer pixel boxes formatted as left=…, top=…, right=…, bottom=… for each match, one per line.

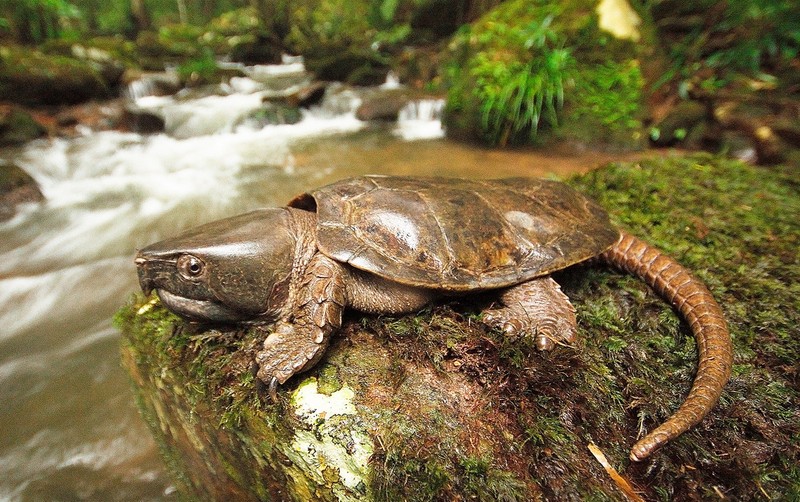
left=483, top=276, right=577, bottom=351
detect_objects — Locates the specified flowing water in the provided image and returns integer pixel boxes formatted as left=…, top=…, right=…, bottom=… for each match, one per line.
left=0, top=63, right=642, bottom=500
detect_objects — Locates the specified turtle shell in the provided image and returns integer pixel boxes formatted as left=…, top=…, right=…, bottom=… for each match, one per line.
left=289, top=176, right=620, bottom=291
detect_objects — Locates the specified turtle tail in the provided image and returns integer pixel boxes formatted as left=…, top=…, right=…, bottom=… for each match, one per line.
left=600, top=231, right=733, bottom=462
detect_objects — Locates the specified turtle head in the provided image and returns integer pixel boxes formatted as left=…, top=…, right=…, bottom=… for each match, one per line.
left=135, top=209, right=298, bottom=323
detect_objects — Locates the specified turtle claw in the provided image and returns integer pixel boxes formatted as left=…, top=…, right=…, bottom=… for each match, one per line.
left=482, top=310, right=522, bottom=336
left=255, top=322, right=329, bottom=396
left=268, top=376, right=279, bottom=402
left=483, top=310, right=568, bottom=350
left=482, top=278, right=579, bottom=351
left=536, top=332, right=555, bottom=351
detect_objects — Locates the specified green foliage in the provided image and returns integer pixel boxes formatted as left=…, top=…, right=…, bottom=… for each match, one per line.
left=654, top=0, right=800, bottom=89
left=206, top=6, right=260, bottom=36
left=368, top=0, right=402, bottom=29
left=176, top=48, right=219, bottom=81
left=705, top=1, right=800, bottom=72
left=443, top=0, right=646, bottom=148
left=0, top=0, right=79, bottom=44
left=473, top=16, right=572, bottom=146
left=446, top=4, right=573, bottom=146
left=562, top=59, right=644, bottom=147
left=286, top=0, right=374, bottom=55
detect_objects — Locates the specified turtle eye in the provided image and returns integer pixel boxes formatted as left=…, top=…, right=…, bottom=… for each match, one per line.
left=177, top=254, right=205, bottom=280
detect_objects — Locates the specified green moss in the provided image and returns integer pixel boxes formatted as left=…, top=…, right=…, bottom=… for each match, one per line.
left=568, top=154, right=800, bottom=499
left=561, top=59, right=645, bottom=149
left=460, top=456, right=527, bottom=502
left=372, top=454, right=450, bottom=501
left=442, top=0, right=649, bottom=148
left=0, top=46, right=110, bottom=106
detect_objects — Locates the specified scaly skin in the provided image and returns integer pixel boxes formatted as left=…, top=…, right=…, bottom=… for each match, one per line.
left=601, top=231, right=733, bottom=461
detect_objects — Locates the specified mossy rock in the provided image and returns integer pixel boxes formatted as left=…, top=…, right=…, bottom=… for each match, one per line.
left=229, top=35, right=284, bottom=65
left=135, top=31, right=201, bottom=71
left=0, top=46, right=111, bottom=106
left=0, top=161, right=43, bottom=221
left=240, top=103, right=303, bottom=128
left=442, top=0, right=656, bottom=149
left=305, top=49, right=390, bottom=86
left=0, top=107, right=46, bottom=146
left=40, top=38, right=134, bottom=87
left=119, top=154, right=800, bottom=500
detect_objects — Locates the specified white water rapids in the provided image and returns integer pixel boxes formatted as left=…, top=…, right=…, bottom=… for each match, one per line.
left=0, top=62, right=448, bottom=500
left=0, top=60, right=609, bottom=500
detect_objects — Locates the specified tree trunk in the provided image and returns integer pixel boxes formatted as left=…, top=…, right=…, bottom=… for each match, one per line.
left=176, top=0, right=188, bottom=24
left=130, top=0, right=151, bottom=33
left=249, top=0, right=289, bottom=39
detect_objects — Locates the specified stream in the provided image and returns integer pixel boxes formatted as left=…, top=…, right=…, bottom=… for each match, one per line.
left=0, top=61, right=639, bottom=500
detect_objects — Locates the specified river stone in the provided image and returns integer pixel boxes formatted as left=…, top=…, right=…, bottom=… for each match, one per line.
left=0, top=161, right=43, bottom=221
left=305, top=49, right=389, bottom=86
left=287, top=82, right=328, bottom=109
left=355, top=89, right=414, bottom=121
left=0, top=107, right=47, bottom=146
left=229, top=35, right=283, bottom=65
left=0, top=47, right=110, bottom=106
left=240, top=103, right=302, bottom=128
left=121, top=105, right=166, bottom=134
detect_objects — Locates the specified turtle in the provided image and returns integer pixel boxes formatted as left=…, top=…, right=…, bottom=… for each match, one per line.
left=135, top=175, right=732, bottom=461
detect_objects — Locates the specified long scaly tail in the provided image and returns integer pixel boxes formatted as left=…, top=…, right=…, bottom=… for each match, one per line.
left=601, top=231, right=733, bottom=461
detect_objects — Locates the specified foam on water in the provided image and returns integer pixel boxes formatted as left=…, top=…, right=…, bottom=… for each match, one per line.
left=0, top=60, right=449, bottom=500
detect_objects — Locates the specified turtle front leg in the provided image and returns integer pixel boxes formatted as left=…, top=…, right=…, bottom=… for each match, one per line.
left=483, top=276, right=577, bottom=351
left=255, top=254, right=347, bottom=397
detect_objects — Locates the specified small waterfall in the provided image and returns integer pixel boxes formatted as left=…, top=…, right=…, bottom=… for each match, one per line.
left=127, top=61, right=367, bottom=139
left=395, top=98, right=445, bottom=141
left=381, top=71, right=401, bottom=89
left=244, top=62, right=309, bottom=91
left=0, top=58, right=464, bottom=500
left=125, top=72, right=181, bottom=101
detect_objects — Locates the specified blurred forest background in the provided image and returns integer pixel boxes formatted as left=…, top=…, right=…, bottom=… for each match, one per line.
left=1, top=0, right=798, bottom=161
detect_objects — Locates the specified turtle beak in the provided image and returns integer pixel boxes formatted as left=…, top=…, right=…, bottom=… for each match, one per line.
left=134, top=253, right=154, bottom=296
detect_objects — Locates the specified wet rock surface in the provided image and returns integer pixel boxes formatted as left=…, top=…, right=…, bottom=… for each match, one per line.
left=0, top=47, right=111, bottom=106
left=0, top=106, right=47, bottom=146
left=0, top=161, right=43, bottom=221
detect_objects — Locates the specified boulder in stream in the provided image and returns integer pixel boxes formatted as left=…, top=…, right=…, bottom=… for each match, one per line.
left=0, top=106, right=47, bottom=146
left=229, top=35, right=284, bottom=66
left=121, top=106, right=166, bottom=134
left=0, top=46, right=111, bottom=106
left=240, top=103, right=303, bottom=128
left=305, top=49, right=390, bottom=87
left=355, top=88, right=416, bottom=121
left=118, top=154, right=800, bottom=500
left=0, top=161, right=43, bottom=221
